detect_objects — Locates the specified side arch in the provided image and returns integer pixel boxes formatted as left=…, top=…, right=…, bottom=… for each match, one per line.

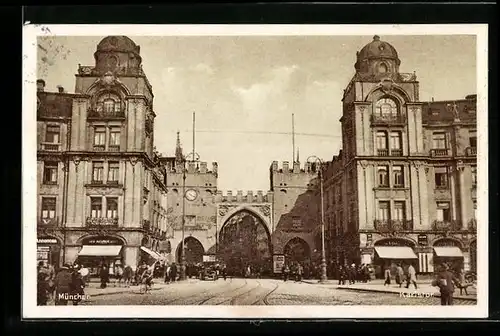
left=176, top=236, right=205, bottom=264
left=373, top=236, right=417, bottom=247
left=430, top=236, right=464, bottom=249
left=364, top=84, right=412, bottom=105
left=283, top=237, right=311, bottom=264
left=85, top=78, right=132, bottom=98
left=76, top=233, right=127, bottom=246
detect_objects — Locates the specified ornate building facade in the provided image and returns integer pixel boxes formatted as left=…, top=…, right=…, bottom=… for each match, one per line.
left=323, top=36, right=477, bottom=277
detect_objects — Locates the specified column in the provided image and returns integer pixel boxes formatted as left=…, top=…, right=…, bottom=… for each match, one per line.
left=458, top=164, right=467, bottom=230
left=126, top=99, right=136, bottom=151
left=410, top=162, right=422, bottom=229
left=417, top=163, right=430, bottom=230
left=124, top=246, right=140, bottom=270
left=450, top=166, right=457, bottom=221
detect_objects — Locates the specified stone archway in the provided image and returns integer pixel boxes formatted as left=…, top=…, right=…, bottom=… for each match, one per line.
left=284, top=237, right=311, bottom=264
left=218, top=210, right=272, bottom=277
left=176, top=236, right=205, bottom=264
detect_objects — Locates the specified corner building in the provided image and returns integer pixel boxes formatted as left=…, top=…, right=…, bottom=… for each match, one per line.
left=37, top=36, right=170, bottom=273
left=324, top=36, right=477, bottom=277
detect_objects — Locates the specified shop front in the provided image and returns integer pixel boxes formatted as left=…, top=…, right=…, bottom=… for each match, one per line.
left=37, top=236, right=61, bottom=268
left=372, top=238, right=418, bottom=279
left=432, top=238, right=464, bottom=273
left=76, top=236, right=124, bottom=277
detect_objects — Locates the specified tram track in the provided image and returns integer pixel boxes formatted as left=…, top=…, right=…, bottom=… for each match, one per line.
left=163, top=278, right=235, bottom=305
left=214, top=279, right=263, bottom=305
left=257, top=281, right=280, bottom=305
left=197, top=279, right=249, bottom=305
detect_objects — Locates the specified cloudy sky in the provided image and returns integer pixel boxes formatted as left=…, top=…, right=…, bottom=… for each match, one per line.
left=37, top=34, right=476, bottom=192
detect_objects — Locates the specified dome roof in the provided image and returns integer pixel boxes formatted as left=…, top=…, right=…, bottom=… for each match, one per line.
left=357, top=35, right=399, bottom=61
left=96, top=36, right=139, bottom=53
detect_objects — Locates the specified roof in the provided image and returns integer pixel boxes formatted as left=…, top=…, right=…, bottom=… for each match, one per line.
left=96, top=36, right=140, bottom=54
left=357, top=35, right=399, bottom=62
left=421, top=95, right=477, bottom=124
left=37, top=91, right=73, bottom=119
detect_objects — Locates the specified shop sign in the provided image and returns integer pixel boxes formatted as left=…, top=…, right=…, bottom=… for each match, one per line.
left=434, top=239, right=461, bottom=247
left=37, top=246, right=50, bottom=261
left=375, top=238, right=414, bottom=247
left=83, top=236, right=123, bottom=245
left=418, top=234, right=428, bottom=246
left=273, top=255, right=285, bottom=273
left=37, top=237, right=58, bottom=244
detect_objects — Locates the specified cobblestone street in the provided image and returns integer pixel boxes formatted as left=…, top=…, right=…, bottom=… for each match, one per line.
left=78, top=278, right=476, bottom=306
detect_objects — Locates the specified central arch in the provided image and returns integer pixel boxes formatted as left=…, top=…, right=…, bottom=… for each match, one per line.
left=284, top=237, right=311, bottom=264
left=176, top=236, right=205, bottom=264
left=218, top=210, right=272, bottom=277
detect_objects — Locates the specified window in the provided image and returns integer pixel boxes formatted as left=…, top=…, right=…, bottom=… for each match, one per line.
left=41, top=197, right=56, bottom=219
left=92, top=161, right=104, bottom=183
left=96, top=92, right=121, bottom=115
left=43, top=161, right=58, bottom=184
left=45, top=125, right=60, bottom=143
left=393, top=165, right=404, bottom=187
left=390, top=131, right=402, bottom=155
left=375, top=98, right=398, bottom=117
left=292, top=216, right=302, bottom=230
left=471, top=166, right=477, bottom=186
left=394, top=201, right=406, bottom=221
left=109, top=128, right=120, bottom=150
left=108, top=161, right=119, bottom=183
left=90, top=197, right=102, bottom=218
left=378, top=63, right=388, bottom=73
left=434, top=167, right=449, bottom=188
left=436, top=202, right=451, bottom=222
left=376, top=131, right=388, bottom=149
left=432, top=132, right=447, bottom=149
left=106, top=197, right=118, bottom=218
left=377, top=166, right=389, bottom=187
left=378, top=201, right=390, bottom=221
left=469, top=130, right=477, bottom=148
left=94, top=127, right=106, bottom=149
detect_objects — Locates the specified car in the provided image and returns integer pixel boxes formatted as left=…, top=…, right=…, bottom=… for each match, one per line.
left=200, top=266, right=218, bottom=281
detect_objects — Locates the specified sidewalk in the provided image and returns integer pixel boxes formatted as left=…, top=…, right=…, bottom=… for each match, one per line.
left=84, top=278, right=198, bottom=297
left=301, top=279, right=477, bottom=301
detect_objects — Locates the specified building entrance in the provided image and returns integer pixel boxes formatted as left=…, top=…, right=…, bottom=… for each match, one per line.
left=218, top=210, right=272, bottom=277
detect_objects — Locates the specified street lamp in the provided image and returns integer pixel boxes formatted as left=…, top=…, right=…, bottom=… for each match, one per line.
left=307, top=155, right=328, bottom=283
left=179, top=156, right=187, bottom=281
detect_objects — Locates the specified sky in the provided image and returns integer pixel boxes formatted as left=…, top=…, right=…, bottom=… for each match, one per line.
left=37, top=34, right=477, bottom=192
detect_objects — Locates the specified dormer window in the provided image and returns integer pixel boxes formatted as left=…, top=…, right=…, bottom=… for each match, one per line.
left=95, top=92, right=122, bottom=116
left=375, top=97, right=398, bottom=117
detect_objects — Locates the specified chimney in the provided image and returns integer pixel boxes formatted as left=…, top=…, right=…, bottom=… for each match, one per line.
left=37, top=79, right=46, bottom=92
left=57, top=85, right=65, bottom=93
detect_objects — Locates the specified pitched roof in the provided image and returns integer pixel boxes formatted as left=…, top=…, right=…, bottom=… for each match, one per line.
left=421, top=95, right=476, bottom=124
left=37, top=91, right=73, bottom=119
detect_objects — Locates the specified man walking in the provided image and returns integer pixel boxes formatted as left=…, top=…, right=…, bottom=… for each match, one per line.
left=406, top=264, right=418, bottom=289
left=433, top=263, right=459, bottom=305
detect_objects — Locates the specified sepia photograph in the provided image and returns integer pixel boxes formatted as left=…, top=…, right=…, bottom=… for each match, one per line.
left=22, top=24, right=488, bottom=319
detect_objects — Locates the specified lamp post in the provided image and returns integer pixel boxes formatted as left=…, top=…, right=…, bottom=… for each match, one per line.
left=307, top=156, right=328, bottom=283
left=179, top=157, right=187, bottom=281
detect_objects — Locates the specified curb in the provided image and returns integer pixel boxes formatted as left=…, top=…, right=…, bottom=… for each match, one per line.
left=300, top=280, right=477, bottom=302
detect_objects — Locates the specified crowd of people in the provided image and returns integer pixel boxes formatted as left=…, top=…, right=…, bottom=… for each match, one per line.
left=37, top=261, right=86, bottom=306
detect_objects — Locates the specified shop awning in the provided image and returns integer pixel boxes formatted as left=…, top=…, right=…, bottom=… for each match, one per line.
left=140, top=246, right=162, bottom=260
left=374, top=246, right=418, bottom=259
left=433, top=247, right=463, bottom=258
left=78, top=245, right=122, bottom=257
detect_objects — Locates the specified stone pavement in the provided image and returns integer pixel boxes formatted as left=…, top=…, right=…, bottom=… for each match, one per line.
left=84, top=278, right=198, bottom=297
left=301, top=279, right=477, bottom=301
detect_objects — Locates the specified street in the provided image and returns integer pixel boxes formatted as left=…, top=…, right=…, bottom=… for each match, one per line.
left=80, top=278, right=475, bottom=306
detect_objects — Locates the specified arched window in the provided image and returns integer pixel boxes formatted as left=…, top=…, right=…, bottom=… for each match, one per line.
left=378, top=63, right=388, bottom=73
left=375, top=97, right=398, bottom=118
left=95, top=92, right=122, bottom=115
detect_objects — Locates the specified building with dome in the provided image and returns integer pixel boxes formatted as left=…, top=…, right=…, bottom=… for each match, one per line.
left=323, top=36, right=477, bottom=277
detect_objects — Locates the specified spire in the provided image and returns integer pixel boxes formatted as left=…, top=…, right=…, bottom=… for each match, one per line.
left=296, top=147, right=300, bottom=163
left=175, top=131, right=183, bottom=162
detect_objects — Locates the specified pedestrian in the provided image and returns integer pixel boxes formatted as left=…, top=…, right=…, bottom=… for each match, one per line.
left=54, top=263, right=73, bottom=305
left=296, top=263, right=304, bottom=282
left=71, top=265, right=85, bottom=306
left=170, top=263, right=178, bottom=282
left=396, top=264, right=404, bottom=288
left=115, top=263, right=124, bottom=287
left=432, top=263, right=459, bottom=305
left=222, top=264, right=227, bottom=281
left=79, top=265, right=89, bottom=287
left=338, top=266, right=346, bottom=285
left=123, top=264, right=133, bottom=287
left=37, top=263, right=50, bottom=306
left=100, top=264, right=109, bottom=289
left=164, top=263, right=171, bottom=283
left=283, top=264, right=290, bottom=282
left=384, top=265, right=392, bottom=286
left=456, top=269, right=471, bottom=295
left=349, top=263, right=356, bottom=284
left=406, top=264, right=418, bottom=289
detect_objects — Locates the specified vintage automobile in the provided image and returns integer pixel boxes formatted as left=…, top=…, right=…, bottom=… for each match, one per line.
left=199, top=265, right=218, bottom=281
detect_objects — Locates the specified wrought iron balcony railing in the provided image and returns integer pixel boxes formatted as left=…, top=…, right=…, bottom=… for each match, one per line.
left=468, top=219, right=477, bottom=231
left=390, top=149, right=403, bottom=156
left=40, top=142, right=61, bottom=151
left=93, top=145, right=106, bottom=152
left=370, top=114, right=406, bottom=126
left=86, top=217, right=118, bottom=226
left=108, top=145, right=120, bottom=152
left=430, top=148, right=451, bottom=157
left=377, top=149, right=389, bottom=156
left=374, top=219, right=413, bottom=232
left=466, top=147, right=477, bottom=156
left=38, top=217, right=59, bottom=227
left=432, top=220, right=461, bottom=231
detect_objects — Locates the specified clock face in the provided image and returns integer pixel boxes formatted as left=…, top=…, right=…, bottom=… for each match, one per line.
left=185, top=189, right=198, bottom=201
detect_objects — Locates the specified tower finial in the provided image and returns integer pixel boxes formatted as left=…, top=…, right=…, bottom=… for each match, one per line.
left=373, top=35, right=380, bottom=41
left=175, top=131, right=183, bottom=162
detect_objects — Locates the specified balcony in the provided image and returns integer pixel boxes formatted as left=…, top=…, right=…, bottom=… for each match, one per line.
left=108, top=145, right=120, bottom=152
left=38, top=217, right=59, bottom=227
left=377, top=149, right=389, bottom=156
left=430, top=148, right=451, bottom=157
left=374, top=219, right=413, bottom=232
left=390, top=149, right=403, bottom=156
left=468, top=219, right=477, bottom=231
left=40, top=142, right=61, bottom=151
left=86, top=217, right=118, bottom=227
left=466, top=147, right=477, bottom=156
left=370, top=114, right=406, bottom=126
left=432, top=220, right=460, bottom=231
left=87, top=109, right=126, bottom=120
